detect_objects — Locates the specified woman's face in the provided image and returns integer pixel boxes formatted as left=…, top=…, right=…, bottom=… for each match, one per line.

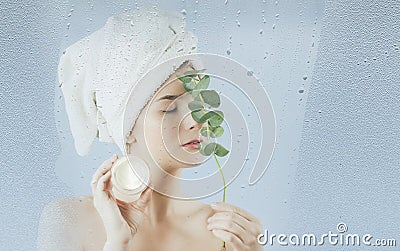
left=128, top=65, right=206, bottom=172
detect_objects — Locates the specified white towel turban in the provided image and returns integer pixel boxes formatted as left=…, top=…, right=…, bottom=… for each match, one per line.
left=58, top=6, right=203, bottom=156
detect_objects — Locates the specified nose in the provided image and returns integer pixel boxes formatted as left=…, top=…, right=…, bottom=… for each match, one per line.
left=180, top=95, right=203, bottom=131
left=181, top=110, right=203, bottom=131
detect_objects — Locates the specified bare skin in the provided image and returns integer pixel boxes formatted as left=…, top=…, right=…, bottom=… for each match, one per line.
left=44, top=194, right=222, bottom=251
left=37, top=64, right=263, bottom=251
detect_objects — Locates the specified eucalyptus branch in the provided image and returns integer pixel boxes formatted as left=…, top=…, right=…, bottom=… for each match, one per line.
left=177, top=69, right=229, bottom=251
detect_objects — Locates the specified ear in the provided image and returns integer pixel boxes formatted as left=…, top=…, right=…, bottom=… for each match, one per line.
left=126, top=130, right=137, bottom=144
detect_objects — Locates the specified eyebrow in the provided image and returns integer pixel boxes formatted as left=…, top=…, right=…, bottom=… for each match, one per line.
left=156, top=92, right=186, bottom=101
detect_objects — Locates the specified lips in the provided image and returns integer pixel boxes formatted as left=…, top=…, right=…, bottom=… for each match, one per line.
left=181, top=139, right=203, bottom=149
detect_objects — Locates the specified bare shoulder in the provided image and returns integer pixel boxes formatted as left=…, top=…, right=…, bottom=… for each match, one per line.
left=40, top=195, right=96, bottom=222
left=177, top=199, right=214, bottom=219
left=37, top=195, right=100, bottom=251
left=45, top=195, right=93, bottom=208
left=178, top=200, right=215, bottom=232
left=176, top=201, right=225, bottom=249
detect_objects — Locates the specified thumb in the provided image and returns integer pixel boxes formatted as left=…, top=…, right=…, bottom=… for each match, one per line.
left=134, top=187, right=153, bottom=211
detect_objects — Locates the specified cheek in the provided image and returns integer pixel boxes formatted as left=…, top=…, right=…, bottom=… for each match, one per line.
left=161, top=120, right=180, bottom=148
left=144, top=111, right=179, bottom=150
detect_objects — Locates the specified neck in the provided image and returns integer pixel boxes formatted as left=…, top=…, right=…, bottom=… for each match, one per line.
left=127, top=144, right=187, bottom=224
left=145, top=166, right=183, bottom=224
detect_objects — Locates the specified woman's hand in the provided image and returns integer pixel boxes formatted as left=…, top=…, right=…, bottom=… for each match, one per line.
left=207, top=202, right=263, bottom=251
left=91, top=154, right=152, bottom=246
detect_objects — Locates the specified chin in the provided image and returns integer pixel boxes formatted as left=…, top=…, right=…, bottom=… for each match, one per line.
left=168, top=152, right=205, bottom=168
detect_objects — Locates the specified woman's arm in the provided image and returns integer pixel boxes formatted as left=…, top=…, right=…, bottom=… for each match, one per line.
left=37, top=197, right=84, bottom=251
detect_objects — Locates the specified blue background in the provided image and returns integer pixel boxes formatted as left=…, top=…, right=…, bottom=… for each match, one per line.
left=1, top=0, right=399, bottom=250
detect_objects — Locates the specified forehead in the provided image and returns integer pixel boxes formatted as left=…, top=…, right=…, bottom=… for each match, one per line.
left=154, top=64, right=194, bottom=97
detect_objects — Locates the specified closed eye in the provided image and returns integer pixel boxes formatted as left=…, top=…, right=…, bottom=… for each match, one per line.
left=162, top=107, right=177, bottom=113
left=162, top=102, right=177, bottom=113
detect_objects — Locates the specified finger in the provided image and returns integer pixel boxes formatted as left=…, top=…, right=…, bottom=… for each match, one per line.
left=96, top=170, right=112, bottom=195
left=134, top=187, right=153, bottom=211
left=211, top=202, right=258, bottom=223
left=211, top=229, right=246, bottom=251
left=209, top=212, right=262, bottom=245
left=91, top=155, right=118, bottom=192
left=208, top=211, right=250, bottom=231
left=207, top=219, right=247, bottom=243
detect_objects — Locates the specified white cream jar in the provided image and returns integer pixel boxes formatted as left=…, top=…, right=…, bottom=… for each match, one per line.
left=110, top=155, right=150, bottom=203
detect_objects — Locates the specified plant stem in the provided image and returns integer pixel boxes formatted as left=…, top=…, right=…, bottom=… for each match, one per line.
left=191, top=75, right=226, bottom=250
left=196, top=83, right=211, bottom=139
left=213, top=153, right=226, bottom=250
left=213, top=153, right=226, bottom=202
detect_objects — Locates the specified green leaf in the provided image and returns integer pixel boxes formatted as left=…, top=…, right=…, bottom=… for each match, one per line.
left=188, top=101, right=204, bottom=111
left=200, top=127, right=215, bottom=138
left=209, top=110, right=224, bottom=127
left=183, top=80, right=195, bottom=92
left=199, top=90, right=220, bottom=108
left=199, top=111, right=223, bottom=124
left=198, top=142, right=206, bottom=155
left=191, top=110, right=204, bottom=123
left=203, top=142, right=217, bottom=156
left=211, top=126, right=224, bottom=137
left=177, top=75, right=193, bottom=83
left=214, top=143, right=229, bottom=157
left=183, top=69, right=206, bottom=77
left=191, top=89, right=202, bottom=100
left=194, top=75, right=210, bottom=90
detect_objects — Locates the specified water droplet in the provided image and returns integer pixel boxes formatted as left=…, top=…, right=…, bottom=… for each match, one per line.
left=226, top=49, right=231, bottom=55
left=298, top=89, right=304, bottom=93
left=275, top=14, right=279, bottom=18
left=237, top=10, right=241, bottom=15
left=272, top=24, right=276, bottom=29
left=236, top=20, right=241, bottom=27
left=259, top=29, right=263, bottom=34
left=241, top=184, right=246, bottom=188
left=302, top=75, right=308, bottom=80
left=247, top=70, right=253, bottom=76
left=224, top=0, right=228, bottom=4
left=181, top=9, right=187, bottom=15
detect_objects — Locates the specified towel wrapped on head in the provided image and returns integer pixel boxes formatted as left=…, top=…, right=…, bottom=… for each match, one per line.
left=58, top=6, right=203, bottom=156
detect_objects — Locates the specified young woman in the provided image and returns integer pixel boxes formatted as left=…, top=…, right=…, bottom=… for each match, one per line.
left=37, top=7, right=263, bottom=251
